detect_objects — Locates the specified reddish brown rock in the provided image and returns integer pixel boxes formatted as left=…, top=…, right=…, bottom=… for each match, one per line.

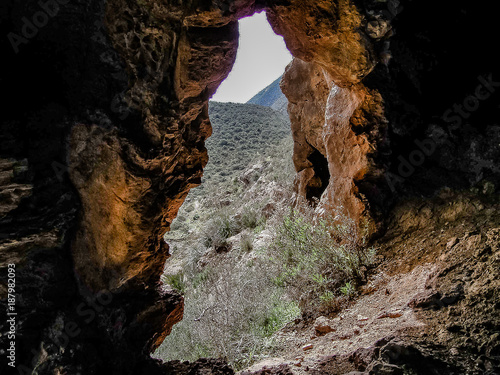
left=266, top=0, right=375, bottom=86
left=282, top=58, right=386, bottom=234
left=314, top=316, right=337, bottom=336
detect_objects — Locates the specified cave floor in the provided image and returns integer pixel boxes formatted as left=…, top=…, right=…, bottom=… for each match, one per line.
left=240, top=190, right=500, bottom=374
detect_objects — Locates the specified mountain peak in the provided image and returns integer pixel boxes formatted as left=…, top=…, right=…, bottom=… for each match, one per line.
left=247, top=75, right=288, bottom=115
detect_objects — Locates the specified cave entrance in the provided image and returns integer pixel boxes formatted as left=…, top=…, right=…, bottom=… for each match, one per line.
left=211, top=11, right=292, bottom=104
left=199, top=11, right=293, bottom=193
left=156, top=11, right=298, bottom=369
left=305, top=148, right=331, bottom=204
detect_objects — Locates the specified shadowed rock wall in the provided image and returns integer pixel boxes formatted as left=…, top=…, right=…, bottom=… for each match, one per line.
left=0, top=0, right=246, bottom=373
left=279, top=0, right=500, bottom=235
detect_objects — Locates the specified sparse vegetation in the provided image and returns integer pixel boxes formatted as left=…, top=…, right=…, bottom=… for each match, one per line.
left=155, top=103, right=297, bottom=369
left=195, top=102, right=291, bottom=197
left=340, top=282, right=357, bottom=298
left=154, top=101, right=375, bottom=369
left=203, top=210, right=239, bottom=251
left=162, top=273, right=186, bottom=294
left=268, top=204, right=376, bottom=317
left=155, top=253, right=300, bottom=370
left=239, top=205, right=266, bottom=230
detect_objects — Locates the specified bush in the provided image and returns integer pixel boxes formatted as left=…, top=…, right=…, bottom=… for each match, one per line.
left=203, top=210, right=240, bottom=251
left=251, top=296, right=300, bottom=338
left=162, top=273, right=186, bottom=294
left=269, top=206, right=375, bottom=317
left=155, top=258, right=299, bottom=370
left=239, top=205, right=266, bottom=230
left=240, top=232, right=254, bottom=252
left=340, top=282, right=357, bottom=298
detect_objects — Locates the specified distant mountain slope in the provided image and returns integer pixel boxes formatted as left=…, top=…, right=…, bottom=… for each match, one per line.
left=247, top=75, right=288, bottom=115
left=195, top=102, right=290, bottom=191
left=159, top=103, right=296, bottom=370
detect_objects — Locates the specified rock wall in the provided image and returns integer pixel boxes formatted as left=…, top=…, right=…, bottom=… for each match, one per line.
left=1, top=0, right=499, bottom=374
left=279, top=0, right=500, bottom=235
left=0, top=0, right=246, bottom=373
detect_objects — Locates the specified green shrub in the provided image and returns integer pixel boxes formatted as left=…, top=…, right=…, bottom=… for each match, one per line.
left=163, top=273, right=186, bottom=294
left=340, top=282, right=357, bottom=298
left=252, top=297, right=300, bottom=338
left=269, top=206, right=375, bottom=317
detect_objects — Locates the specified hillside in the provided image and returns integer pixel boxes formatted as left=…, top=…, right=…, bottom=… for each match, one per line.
left=170, top=101, right=292, bottom=233
left=156, top=133, right=298, bottom=369
left=194, top=102, right=291, bottom=195
left=155, top=101, right=297, bottom=369
left=247, top=75, right=288, bottom=116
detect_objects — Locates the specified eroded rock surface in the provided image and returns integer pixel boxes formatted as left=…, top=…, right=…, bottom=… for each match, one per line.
left=1, top=0, right=243, bottom=372
left=280, top=0, right=500, bottom=235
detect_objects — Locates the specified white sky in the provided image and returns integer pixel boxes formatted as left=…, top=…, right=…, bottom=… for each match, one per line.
left=211, top=11, right=293, bottom=103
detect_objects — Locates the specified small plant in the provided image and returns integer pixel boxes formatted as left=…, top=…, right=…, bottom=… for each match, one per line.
left=312, top=273, right=330, bottom=286
left=319, top=290, right=335, bottom=303
left=203, top=210, right=240, bottom=250
left=253, top=298, right=300, bottom=338
left=340, top=282, right=357, bottom=298
left=163, top=273, right=186, bottom=294
left=240, top=232, right=254, bottom=252
left=191, top=267, right=213, bottom=289
left=318, top=290, right=341, bottom=312
left=239, top=205, right=266, bottom=230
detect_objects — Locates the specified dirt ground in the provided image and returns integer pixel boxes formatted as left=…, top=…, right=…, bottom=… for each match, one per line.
left=240, top=190, right=500, bottom=374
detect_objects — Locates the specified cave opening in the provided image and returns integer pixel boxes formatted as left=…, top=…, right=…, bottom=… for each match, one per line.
left=155, top=10, right=298, bottom=369
left=305, top=149, right=331, bottom=204
left=211, top=11, right=292, bottom=104
left=198, top=10, right=293, bottom=191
